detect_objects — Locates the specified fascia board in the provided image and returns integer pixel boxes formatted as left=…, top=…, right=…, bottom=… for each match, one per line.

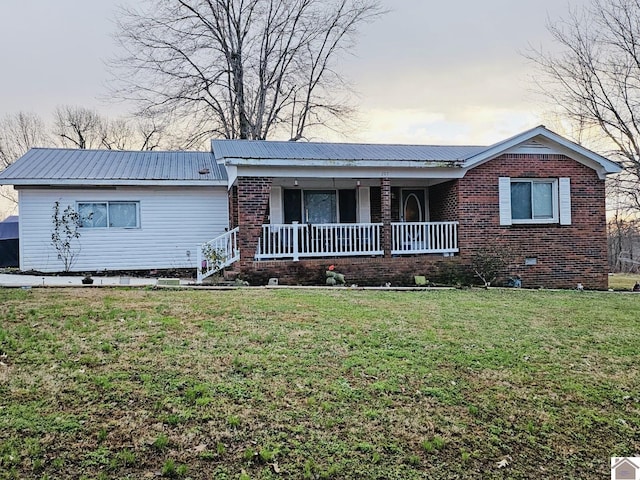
left=225, top=165, right=238, bottom=190
left=224, top=158, right=461, bottom=168
left=540, top=130, right=621, bottom=172
left=0, top=179, right=228, bottom=187
left=525, top=137, right=619, bottom=180
left=462, top=126, right=550, bottom=167
left=463, top=126, right=622, bottom=178
left=231, top=165, right=465, bottom=179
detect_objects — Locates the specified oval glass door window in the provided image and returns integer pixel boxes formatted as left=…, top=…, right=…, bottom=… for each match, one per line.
left=404, top=193, right=422, bottom=222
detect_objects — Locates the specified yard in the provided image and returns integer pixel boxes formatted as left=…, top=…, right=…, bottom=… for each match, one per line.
left=609, top=273, right=640, bottom=291
left=0, top=287, right=638, bottom=479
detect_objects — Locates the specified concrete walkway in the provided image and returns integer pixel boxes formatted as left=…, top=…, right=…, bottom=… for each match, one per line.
left=0, top=273, right=193, bottom=288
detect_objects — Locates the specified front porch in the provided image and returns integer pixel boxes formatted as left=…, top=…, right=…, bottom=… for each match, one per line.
left=218, top=174, right=463, bottom=285
left=231, top=175, right=460, bottom=255
left=255, top=221, right=458, bottom=260
left=196, top=220, right=458, bottom=284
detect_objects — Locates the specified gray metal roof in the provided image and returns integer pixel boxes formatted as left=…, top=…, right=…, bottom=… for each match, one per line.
left=212, top=139, right=485, bottom=163
left=211, top=126, right=621, bottom=176
left=0, top=127, right=620, bottom=187
left=0, top=148, right=227, bottom=186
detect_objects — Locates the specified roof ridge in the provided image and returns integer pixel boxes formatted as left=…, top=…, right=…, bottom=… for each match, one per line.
left=28, top=147, right=210, bottom=155
left=212, top=139, right=487, bottom=148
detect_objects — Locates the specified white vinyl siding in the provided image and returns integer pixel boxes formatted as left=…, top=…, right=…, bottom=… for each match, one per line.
left=18, top=187, right=228, bottom=272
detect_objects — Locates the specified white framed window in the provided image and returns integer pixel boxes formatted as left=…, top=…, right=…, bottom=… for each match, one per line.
left=271, top=187, right=358, bottom=224
left=511, top=179, right=557, bottom=223
left=78, top=201, right=140, bottom=229
left=499, top=177, right=571, bottom=226
left=269, top=185, right=371, bottom=224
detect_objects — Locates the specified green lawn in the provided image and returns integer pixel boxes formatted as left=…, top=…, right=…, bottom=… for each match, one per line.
left=0, top=287, right=639, bottom=479
left=609, top=273, right=640, bottom=290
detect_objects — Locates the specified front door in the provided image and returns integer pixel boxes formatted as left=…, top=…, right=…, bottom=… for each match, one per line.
left=401, top=189, right=427, bottom=222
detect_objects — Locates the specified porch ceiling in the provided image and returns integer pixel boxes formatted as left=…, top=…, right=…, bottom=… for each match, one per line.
left=269, top=177, right=455, bottom=189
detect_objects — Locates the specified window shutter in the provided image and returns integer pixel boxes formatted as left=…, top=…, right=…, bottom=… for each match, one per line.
left=498, top=177, right=512, bottom=226
left=270, top=186, right=283, bottom=224
left=358, top=187, right=371, bottom=223
left=559, top=177, right=571, bottom=225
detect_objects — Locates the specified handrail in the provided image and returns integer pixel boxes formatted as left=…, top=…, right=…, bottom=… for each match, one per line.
left=196, top=227, right=240, bottom=283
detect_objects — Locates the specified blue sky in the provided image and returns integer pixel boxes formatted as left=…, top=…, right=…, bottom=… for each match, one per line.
left=0, top=0, right=588, bottom=145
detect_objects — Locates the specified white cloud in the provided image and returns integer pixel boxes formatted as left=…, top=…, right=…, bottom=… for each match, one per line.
left=349, top=106, right=540, bottom=145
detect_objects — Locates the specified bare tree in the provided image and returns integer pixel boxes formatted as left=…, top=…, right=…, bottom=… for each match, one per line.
left=99, top=114, right=176, bottom=151
left=53, top=105, right=175, bottom=151
left=0, top=112, right=49, bottom=169
left=608, top=213, right=640, bottom=272
left=99, top=117, right=135, bottom=150
left=0, top=112, right=49, bottom=206
left=528, top=0, right=640, bottom=214
left=111, top=0, right=383, bottom=144
left=53, top=105, right=105, bottom=149
left=135, top=116, right=168, bottom=151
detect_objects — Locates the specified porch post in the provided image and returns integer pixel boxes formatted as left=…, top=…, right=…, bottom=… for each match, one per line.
left=237, top=176, right=273, bottom=269
left=381, top=177, right=392, bottom=257
left=292, top=222, right=300, bottom=261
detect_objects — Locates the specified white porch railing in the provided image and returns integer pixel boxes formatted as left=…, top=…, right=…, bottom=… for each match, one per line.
left=196, top=227, right=240, bottom=283
left=391, top=221, right=459, bottom=255
left=255, top=221, right=459, bottom=260
left=256, top=222, right=383, bottom=260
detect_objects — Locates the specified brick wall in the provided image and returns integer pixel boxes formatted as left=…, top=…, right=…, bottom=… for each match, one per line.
left=369, top=186, right=400, bottom=223
left=232, top=153, right=609, bottom=289
left=457, top=154, right=608, bottom=289
left=370, top=187, right=381, bottom=223
left=429, top=180, right=458, bottom=221
left=243, top=255, right=464, bottom=287
left=390, top=187, right=401, bottom=222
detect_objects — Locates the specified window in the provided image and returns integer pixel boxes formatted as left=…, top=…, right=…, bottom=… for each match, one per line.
left=499, top=177, right=571, bottom=226
left=304, top=190, right=337, bottom=224
left=78, top=201, right=140, bottom=228
left=280, top=189, right=356, bottom=224
left=510, top=180, right=556, bottom=222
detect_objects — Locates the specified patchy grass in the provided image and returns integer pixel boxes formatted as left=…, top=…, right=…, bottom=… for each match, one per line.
left=0, top=287, right=639, bottom=479
left=609, top=273, right=640, bottom=291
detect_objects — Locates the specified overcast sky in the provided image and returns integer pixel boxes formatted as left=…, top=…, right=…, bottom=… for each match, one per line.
left=0, top=0, right=587, bottom=147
